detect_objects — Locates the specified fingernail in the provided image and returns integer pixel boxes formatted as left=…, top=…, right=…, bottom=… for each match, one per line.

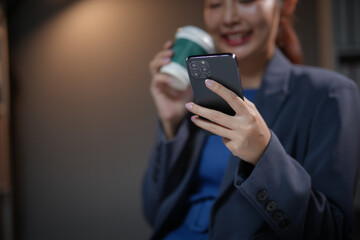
left=191, top=115, right=198, bottom=122
left=164, top=57, right=172, bottom=63
left=205, top=79, right=214, bottom=87
left=185, top=103, right=193, bottom=110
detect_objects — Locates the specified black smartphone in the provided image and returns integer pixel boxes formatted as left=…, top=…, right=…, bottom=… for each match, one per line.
left=186, top=53, right=244, bottom=116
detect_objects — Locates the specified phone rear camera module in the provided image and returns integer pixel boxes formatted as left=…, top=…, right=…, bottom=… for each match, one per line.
left=190, top=62, right=198, bottom=68
left=192, top=70, right=201, bottom=78
left=200, top=66, right=209, bottom=72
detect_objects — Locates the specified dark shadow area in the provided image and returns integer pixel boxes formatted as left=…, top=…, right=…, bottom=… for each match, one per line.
left=6, top=0, right=77, bottom=48
left=6, top=1, right=78, bottom=239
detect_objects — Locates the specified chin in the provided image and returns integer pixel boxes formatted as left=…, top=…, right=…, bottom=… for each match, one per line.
left=221, top=47, right=254, bottom=62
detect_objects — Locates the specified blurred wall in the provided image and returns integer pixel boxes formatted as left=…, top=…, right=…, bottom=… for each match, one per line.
left=7, top=0, right=319, bottom=239
left=9, top=0, right=204, bottom=239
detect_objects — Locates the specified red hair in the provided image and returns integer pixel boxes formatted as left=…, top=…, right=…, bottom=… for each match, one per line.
left=276, top=0, right=303, bottom=64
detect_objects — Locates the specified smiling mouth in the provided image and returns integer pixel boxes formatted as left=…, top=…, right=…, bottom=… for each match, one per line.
left=222, top=31, right=252, bottom=46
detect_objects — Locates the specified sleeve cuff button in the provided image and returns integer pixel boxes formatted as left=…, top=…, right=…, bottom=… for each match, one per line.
left=272, top=210, right=284, bottom=222
left=256, top=190, right=269, bottom=202
left=265, top=200, right=277, bottom=212
left=279, top=219, right=290, bottom=229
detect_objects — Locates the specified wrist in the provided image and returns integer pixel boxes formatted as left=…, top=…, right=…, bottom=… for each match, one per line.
left=249, top=129, right=271, bottom=165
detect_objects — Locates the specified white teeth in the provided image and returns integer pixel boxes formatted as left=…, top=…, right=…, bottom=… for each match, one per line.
left=227, top=33, right=245, bottom=40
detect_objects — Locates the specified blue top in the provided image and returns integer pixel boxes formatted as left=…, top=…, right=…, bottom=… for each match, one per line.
left=164, top=89, right=258, bottom=239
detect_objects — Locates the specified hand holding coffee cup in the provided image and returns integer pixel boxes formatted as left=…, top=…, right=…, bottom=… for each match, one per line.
left=160, top=26, right=215, bottom=90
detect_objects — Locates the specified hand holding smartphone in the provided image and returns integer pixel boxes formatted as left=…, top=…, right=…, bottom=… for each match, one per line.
left=186, top=53, right=244, bottom=116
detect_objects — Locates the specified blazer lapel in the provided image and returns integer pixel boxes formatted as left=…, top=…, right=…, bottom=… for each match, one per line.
left=254, top=49, right=292, bottom=127
left=216, top=49, right=292, bottom=200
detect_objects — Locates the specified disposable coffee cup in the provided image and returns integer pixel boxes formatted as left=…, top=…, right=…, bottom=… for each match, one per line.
left=160, top=25, right=215, bottom=90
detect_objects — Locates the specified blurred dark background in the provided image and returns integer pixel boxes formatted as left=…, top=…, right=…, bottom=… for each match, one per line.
left=0, top=0, right=359, bottom=239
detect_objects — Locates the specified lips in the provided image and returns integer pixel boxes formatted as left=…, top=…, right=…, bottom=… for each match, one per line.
left=222, top=31, right=252, bottom=46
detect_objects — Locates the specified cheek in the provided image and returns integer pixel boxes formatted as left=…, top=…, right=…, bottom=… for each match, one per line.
left=233, top=4, right=267, bottom=35
left=245, top=4, right=278, bottom=38
left=258, top=1, right=280, bottom=30
left=259, top=6, right=280, bottom=43
left=203, top=11, right=222, bottom=33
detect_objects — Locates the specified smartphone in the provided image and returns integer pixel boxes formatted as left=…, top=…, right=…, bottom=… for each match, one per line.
left=186, top=53, right=244, bottom=116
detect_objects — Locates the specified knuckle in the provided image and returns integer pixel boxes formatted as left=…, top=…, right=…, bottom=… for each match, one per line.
left=250, top=114, right=257, bottom=123
left=247, top=109, right=257, bottom=122
left=245, top=120, right=256, bottom=134
left=248, top=101, right=256, bottom=109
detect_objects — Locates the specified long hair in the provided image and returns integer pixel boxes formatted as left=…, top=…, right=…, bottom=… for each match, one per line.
left=276, top=0, right=303, bottom=64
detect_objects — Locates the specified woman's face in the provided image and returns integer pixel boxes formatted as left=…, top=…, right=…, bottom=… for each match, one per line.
left=203, top=0, right=281, bottom=62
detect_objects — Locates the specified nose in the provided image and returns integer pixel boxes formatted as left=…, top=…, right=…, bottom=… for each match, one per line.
left=223, top=0, right=239, bottom=26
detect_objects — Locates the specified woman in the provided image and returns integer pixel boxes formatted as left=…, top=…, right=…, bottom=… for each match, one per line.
left=143, top=0, right=360, bottom=239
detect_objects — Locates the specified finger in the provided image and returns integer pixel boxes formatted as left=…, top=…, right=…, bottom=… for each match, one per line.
left=152, top=73, right=173, bottom=86
left=152, top=75, right=188, bottom=98
left=155, top=49, right=174, bottom=59
left=185, top=102, right=237, bottom=130
left=243, top=96, right=257, bottom=110
left=190, top=115, right=233, bottom=139
left=149, top=56, right=172, bottom=74
left=149, top=40, right=173, bottom=74
left=205, top=79, right=246, bottom=114
left=149, top=51, right=173, bottom=75
left=163, top=40, right=173, bottom=49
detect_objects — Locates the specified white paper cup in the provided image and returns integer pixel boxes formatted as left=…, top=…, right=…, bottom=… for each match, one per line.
left=160, top=26, right=215, bottom=90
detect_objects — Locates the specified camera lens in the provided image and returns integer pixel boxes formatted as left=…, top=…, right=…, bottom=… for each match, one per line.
left=192, top=71, right=201, bottom=78
left=200, top=66, right=209, bottom=72
left=190, top=62, right=197, bottom=68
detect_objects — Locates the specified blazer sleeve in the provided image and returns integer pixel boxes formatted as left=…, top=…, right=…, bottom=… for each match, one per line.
left=234, top=83, right=360, bottom=239
left=142, top=119, right=191, bottom=226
